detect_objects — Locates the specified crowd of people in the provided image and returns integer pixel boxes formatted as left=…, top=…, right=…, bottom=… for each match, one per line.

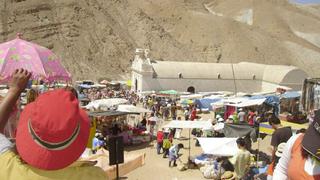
left=215, top=108, right=261, bottom=126
left=156, top=128, right=184, bottom=167
left=79, top=87, right=139, bottom=104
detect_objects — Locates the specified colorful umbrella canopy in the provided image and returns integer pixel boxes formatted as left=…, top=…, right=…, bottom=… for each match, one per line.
left=0, top=34, right=71, bottom=82
left=180, top=99, right=194, bottom=105
left=159, top=90, right=178, bottom=95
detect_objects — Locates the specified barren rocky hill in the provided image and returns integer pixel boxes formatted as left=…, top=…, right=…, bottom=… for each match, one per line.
left=0, top=0, right=319, bottom=81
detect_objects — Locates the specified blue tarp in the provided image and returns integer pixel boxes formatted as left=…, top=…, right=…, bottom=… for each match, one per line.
left=264, top=96, right=280, bottom=116
left=281, top=91, right=301, bottom=99
left=78, top=84, right=92, bottom=89
left=194, top=98, right=222, bottom=111
left=249, top=95, right=266, bottom=100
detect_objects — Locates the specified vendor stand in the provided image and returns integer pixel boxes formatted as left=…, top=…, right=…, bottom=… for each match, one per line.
left=88, top=110, right=152, bottom=146
left=117, top=104, right=151, bottom=130
left=279, top=91, right=307, bottom=123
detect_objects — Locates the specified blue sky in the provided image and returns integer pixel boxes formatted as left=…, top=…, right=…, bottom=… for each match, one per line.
left=291, top=0, right=320, bottom=4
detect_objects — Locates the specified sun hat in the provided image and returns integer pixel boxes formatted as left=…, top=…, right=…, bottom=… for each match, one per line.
left=216, top=114, right=222, bottom=119
left=275, top=143, right=286, bottom=157
left=228, top=115, right=234, bottom=119
left=218, top=118, right=224, bottom=122
left=164, top=128, right=171, bottom=133
left=221, top=171, right=236, bottom=180
left=302, top=109, right=320, bottom=161
left=16, top=89, right=90, bottom=170
left=95, top=132, right=102, bottom=138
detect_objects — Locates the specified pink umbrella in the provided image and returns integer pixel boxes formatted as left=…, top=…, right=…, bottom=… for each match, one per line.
left=0, top=34, right=71, bottom=82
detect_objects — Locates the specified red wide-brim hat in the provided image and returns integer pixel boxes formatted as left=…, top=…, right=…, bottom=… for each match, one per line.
left=16, top=89, right=90, bottom=170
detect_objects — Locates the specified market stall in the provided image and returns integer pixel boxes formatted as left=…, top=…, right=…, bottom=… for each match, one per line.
left=88, top=110, right=152, bottom=146
left=195, top=138, right=237, bottom=173
left=279, top=91, right=306, bottom=123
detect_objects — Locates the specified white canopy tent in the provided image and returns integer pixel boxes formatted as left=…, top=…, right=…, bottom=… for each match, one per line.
left=211, top=97, right=266, bottom=110
left=137, top=91, right=156, bottom=96
left=117, top=105, right=151, bottom=113
left=225, top=98, right=266, bottom=108
left=197, top=138, right=238, bottom=156
left=91, top=84, right=107, bottom=88
left=163, top=120, right=213, bottom=129
left=180, top=94, right=203, bottom=100
left=163, top=120, right=213, bottom=159
left=85, top=98, right=128, bottom=110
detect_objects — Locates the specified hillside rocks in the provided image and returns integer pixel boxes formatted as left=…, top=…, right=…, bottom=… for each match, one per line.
left=0, top=0, right=319, bottom=80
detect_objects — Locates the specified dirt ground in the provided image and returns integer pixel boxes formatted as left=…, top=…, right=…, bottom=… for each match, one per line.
left=125, top=111, right=271, bottom=180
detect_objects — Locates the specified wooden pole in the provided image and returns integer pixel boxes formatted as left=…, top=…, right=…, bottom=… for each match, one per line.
left=189, top=128, right=191, bottom=163
left=231, top=63, right=237, bottom=96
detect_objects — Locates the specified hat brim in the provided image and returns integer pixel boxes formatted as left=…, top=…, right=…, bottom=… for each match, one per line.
left=275, top=151, right=282, bottom=157
left=302, top=122, right=320, bottom=161
left=222, top=172, right=236, bottom=180
left=16, top=103, right=90, bottom=170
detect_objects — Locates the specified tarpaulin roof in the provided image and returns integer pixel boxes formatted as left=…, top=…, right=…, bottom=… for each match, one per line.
left=159, top=90, right=178, bottom=95
left=180, top=99, right=194, bottom=105
left=88, top=111, right=136, bottom=117
left=264, top=96, right=280, bottom=106
left=226, top=98, right=266, bottom=108
left=194, top=98, right=222, bottom=110
left=223, top=123, right=257, bottom=142
left=85, top=98, right=128, bottom=110
left=117, top=105, right=151, bottom=113
left=281, top=91, right=301, bottom=99
left=78, top=84, right=92, bottom=89
left=163, top=120, right=212, bottom=129
left=180, top=94, right=203, bottom=100
left=197, top=138, right=238, bottom=156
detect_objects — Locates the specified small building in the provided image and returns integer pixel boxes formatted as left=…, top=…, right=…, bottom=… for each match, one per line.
left=131, top=49, right=308, bottom=94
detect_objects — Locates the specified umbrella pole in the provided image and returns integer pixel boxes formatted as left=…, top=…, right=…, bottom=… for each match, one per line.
left=188, top=128, right=191, bottom=163
left=257, top=128, right=260, bottom=168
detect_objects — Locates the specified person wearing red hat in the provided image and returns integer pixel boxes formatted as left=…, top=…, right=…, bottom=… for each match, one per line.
left=0, top=69, right=106, bottom=180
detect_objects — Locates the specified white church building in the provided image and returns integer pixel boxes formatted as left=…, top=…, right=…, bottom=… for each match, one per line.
left=131, top=49, right=308, bottom=94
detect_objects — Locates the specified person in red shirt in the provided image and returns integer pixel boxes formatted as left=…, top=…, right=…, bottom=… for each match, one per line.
left=190, top=107, right=197, bottom=121
left=248, top=110, right=256, bottom=126
left=156, top=129, right=164, bottom=154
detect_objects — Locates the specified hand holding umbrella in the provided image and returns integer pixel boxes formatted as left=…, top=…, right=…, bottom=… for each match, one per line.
left=9, top=69, right=32, bottom=94
left=0, top=34, right=71, bottom=82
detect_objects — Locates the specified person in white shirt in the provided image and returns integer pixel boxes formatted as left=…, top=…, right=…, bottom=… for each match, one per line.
left=273, top=112, right=320, bottom=179
left=238, top=108, right=246, bottom=123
